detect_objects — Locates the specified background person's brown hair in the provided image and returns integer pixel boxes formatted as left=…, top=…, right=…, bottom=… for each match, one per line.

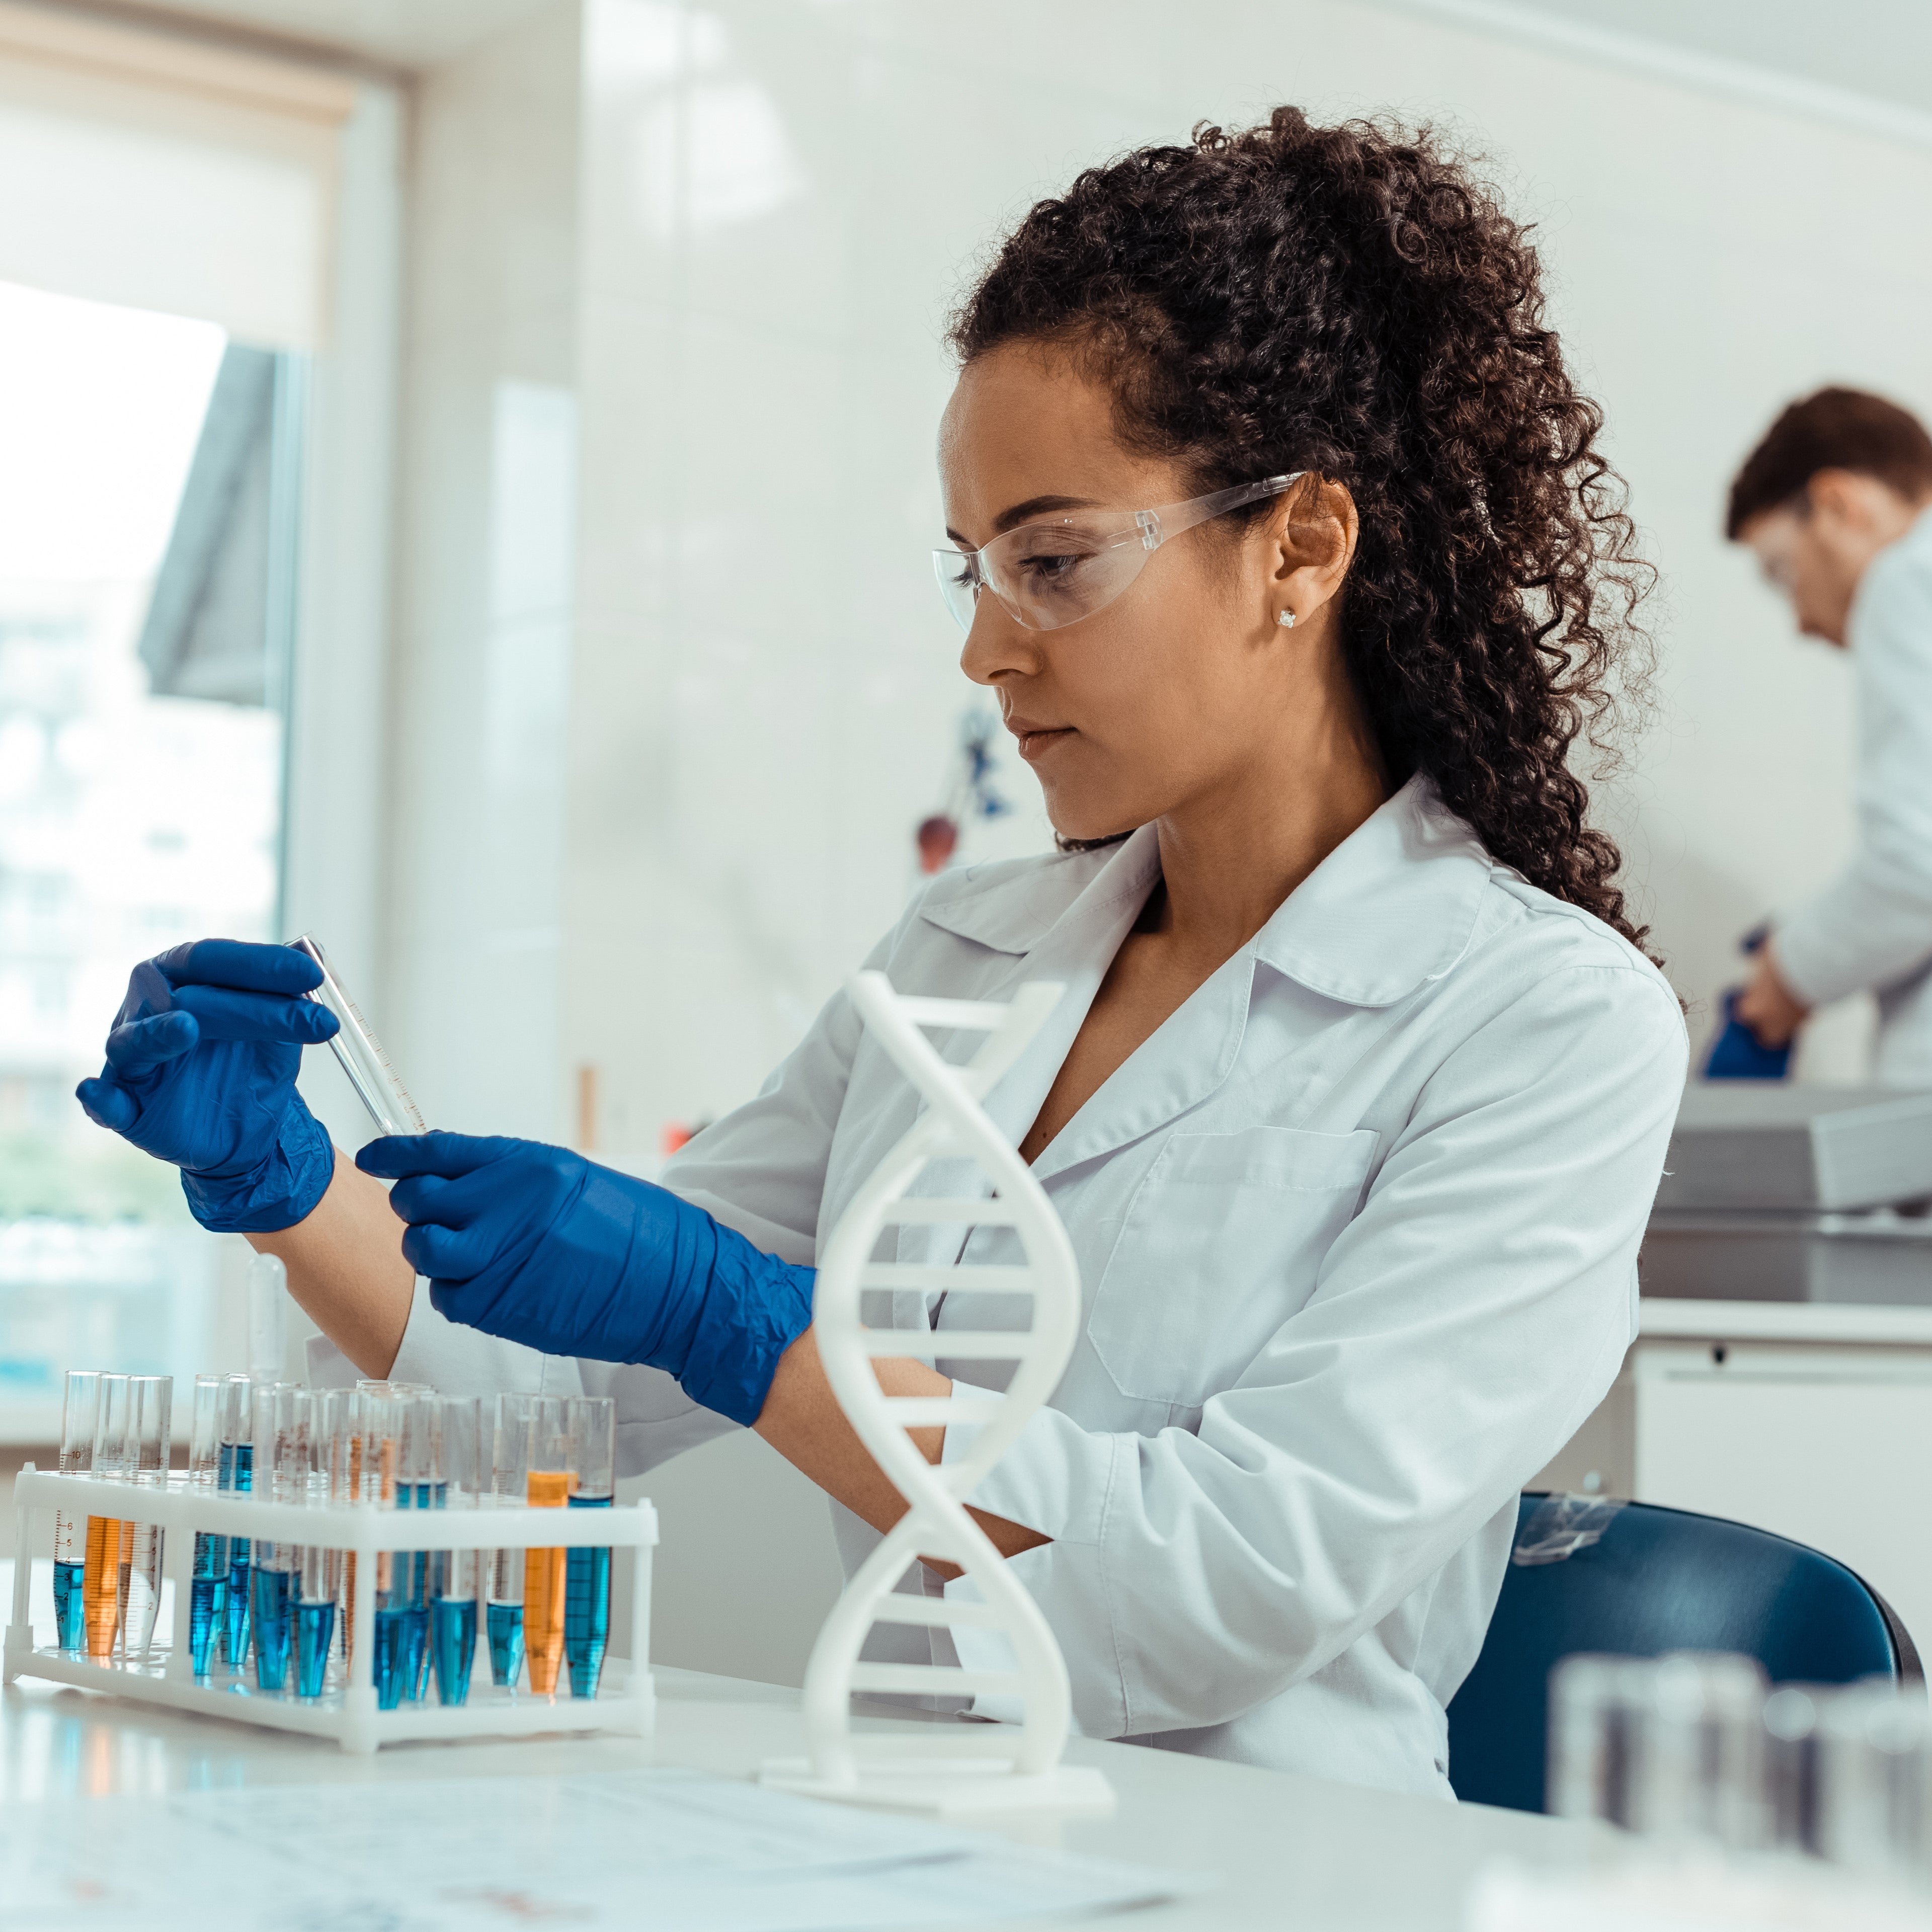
left=1727, top=387, right=1932, bottom=539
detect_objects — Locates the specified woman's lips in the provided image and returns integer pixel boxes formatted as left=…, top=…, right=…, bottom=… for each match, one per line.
left=1008, top=723, right=1075, bottom=763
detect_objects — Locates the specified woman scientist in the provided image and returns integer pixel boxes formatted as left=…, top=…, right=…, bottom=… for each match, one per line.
left=79, top=110, right=1685, bottom=1799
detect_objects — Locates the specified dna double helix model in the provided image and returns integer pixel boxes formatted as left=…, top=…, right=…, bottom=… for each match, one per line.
left=762, top=970, right=1112, bottom=1815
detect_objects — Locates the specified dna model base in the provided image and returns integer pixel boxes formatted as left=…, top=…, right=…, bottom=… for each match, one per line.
left=758, top=971, right=1113, bottom=1819
left=761, top=1756, right=1115, bottom=1820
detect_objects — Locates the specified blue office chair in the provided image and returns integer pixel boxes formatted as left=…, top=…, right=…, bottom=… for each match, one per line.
left=1446, top=1493, right=1922, bottom=1814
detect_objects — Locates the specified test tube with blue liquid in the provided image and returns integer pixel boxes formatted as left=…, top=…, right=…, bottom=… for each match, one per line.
left=363, top=1387, right=412, bottom=1709
left=293, top=1391, right=342, bottom=1698
left=186, top=1376, right=224, bottom=1675
left=52, top=1371, right=100, bottom=1651
left=486, top=1394, right=530, bottom=1691
left=431, top=1397, right=482, bottom=1706
left=565, top=1397, right=615, bottom=1699
left=396, top=1395, right=443, bottom=1701
left=218, top=1375, right=253, bottom=1669
left=250, top=1384, right=298, bottom=1694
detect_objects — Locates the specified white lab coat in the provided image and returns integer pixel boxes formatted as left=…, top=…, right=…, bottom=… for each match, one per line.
left=374, top=776, right=1686, bottom=1799
left=1775, top=509, right=1932, bottom=1084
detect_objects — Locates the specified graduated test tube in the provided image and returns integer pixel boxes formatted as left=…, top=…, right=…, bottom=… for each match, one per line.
left=487, top=1394, right=529, bottom=1690
left=292, top=1391, right=340, bottom=1699
left=119, top=1376, right=172, bottom=1661
left=288, top=934, right=425, bottom=1138
left=187, top=1376, right=224, bottom=1676
left=250, top=1384, right=299, bottom=1693
left=53, top=1371, right=100, bottom=1651
left=397, top=1394, right=443, bottom=1701
left=431, top=1397, right=482, bottom=1707
left=218, top=1375, right=254, bottom=1669
left=566, top=1397, right=615, bottom=1700
left=363, top=1386, right=412, bottom=1710
left=83, top=1374, right=131, bottom=1659
left=523, top=1397, right=573, bottom=1697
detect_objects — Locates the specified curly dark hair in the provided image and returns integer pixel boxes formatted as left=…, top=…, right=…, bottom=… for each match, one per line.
left=949, top=107, right=1658, bottom=958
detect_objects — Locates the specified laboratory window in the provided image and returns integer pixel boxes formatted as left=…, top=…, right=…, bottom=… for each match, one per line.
left=0, top=281, right=304, bottom=1446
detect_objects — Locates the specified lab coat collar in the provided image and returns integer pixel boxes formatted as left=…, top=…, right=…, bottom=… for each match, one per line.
left=909, top=777, right=1488, bottom=1182
left=917, top=839, right=1156, bottom=956
left=920, top=775, right=1490, bottom=1010
left=1247, top=775, right=1492, bottom=1007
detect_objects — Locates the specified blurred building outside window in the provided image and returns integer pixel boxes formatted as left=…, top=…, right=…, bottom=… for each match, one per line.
left=0, top=277, right=301, bottom=1442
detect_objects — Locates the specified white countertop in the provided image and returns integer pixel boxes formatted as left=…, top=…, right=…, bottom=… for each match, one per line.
left=0, top=1560, right=1596, bottom=1929
left=1639, top=1297, right=1932, bottom=1346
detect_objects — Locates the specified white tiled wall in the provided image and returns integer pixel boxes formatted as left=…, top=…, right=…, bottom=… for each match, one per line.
left=557, top=0, right=1932, bottom=1147
left=385, top=0, right=583, bottom=1139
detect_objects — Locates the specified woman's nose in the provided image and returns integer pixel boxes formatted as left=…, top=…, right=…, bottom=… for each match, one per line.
left=958, top=594, right=1038, bottom=687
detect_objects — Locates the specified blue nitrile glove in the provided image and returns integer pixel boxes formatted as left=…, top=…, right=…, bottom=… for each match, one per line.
left=355, top=1133, right=816, bottom=1427
left=75, top=939, right=341, bottom=1232
left=1702, top=987, right=1793, bottom=1080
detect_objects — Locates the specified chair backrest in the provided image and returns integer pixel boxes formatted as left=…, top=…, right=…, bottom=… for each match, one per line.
left=1445, top=1493, right=1921, bottom=1814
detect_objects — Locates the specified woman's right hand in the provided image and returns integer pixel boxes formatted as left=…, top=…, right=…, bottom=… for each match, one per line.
left=75, top=938, right=343, bottom=1233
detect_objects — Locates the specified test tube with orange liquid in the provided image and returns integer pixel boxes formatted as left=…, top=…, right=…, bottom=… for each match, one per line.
left=82, top=1374, right=131, bottom=1659
left=522, top=1397, right=574, bottom=1697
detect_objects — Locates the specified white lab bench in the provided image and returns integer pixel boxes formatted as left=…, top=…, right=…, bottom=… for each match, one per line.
left=1536, top=1297, right=1932, bottom=1659
left=0, top=1560, right=1595, bottom=1930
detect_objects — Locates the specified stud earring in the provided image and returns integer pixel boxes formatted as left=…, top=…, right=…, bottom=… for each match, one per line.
left=1277, top=609, right=1296, bottom=629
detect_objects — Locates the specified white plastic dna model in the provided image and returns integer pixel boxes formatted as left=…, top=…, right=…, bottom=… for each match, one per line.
left=760, top=971, right=1114, bottom=1818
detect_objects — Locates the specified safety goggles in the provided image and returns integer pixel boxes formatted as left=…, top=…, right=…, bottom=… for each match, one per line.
left=933, top=473, right=1305, bottom=633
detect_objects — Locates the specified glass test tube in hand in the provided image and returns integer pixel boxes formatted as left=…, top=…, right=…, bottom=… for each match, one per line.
left=487, top=1394, right=530, bottom=1690
left=288, top=934, right=426, bottom=1139
left=565, top=1397, right=616, bottom=1700
left=187, top=1376, right=224, bottom=1676
left=120, top=1376, right=173, bottom=1661
left=523, top=1397, right=573, bottom=1698
left=250, top=1385, right=300, bottom=1694
left=82, top=1374, right=131, bottom=1660
left=218, top=1375, right=254, bottom=1669
left=53, top=1371, right=100, bottom=1651
left=431, top=1397, right=483, bottom=1707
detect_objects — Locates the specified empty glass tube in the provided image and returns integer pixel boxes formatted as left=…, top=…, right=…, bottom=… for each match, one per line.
left=565, top=1397, right=615, bottom=1700
left=523, top=1397, right=573, bottom=1698
left=119, top=1376, right=172, bottom=1661
left=219, top=1375, right=254, bottom=1669
left=187, top=1375, right=224, bottom=1676
left=431, top=1396, right=482, bottom=1707
left=487, top=1393, right=530, bottom=1691
left=53, top=1371, right=100, bottom=1651
left=82, top=1374, right=131, bottom=1660
left=288, top=934, right=425, bottom=1138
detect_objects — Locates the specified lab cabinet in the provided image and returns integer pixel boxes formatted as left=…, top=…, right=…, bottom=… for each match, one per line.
left=1534, top=1324, right=1932, bottom=1659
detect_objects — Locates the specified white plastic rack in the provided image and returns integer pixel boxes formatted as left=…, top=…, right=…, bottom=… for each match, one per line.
left=5, top=1465, right=656, bottom=1753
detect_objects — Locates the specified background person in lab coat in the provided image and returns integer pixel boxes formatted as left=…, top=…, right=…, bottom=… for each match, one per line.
left=1727, top=388, right=1932, bottom=1082
left=78, top=110, right=1687, bottom=1798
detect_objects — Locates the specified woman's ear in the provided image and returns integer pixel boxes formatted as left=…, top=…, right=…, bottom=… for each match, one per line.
left=1269, top=476, right=1358, bottom=630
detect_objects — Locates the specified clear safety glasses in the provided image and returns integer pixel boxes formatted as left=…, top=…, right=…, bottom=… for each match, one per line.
left=933, top=472, right=1305, bottom=633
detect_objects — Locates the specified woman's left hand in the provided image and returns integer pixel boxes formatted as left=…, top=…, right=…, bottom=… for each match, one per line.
left=356, top=1133, right=816, bottom=1426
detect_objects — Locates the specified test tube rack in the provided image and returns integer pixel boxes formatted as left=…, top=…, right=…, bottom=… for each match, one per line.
left=4, top=1465, right=657, bottom=1754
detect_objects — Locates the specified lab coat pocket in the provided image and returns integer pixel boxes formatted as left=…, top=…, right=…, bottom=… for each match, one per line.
left=1089, top=1126, right=1378, bottom=1408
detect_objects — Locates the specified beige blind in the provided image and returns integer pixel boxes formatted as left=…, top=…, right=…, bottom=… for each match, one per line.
left=0, top=4, right=356, bottom=348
